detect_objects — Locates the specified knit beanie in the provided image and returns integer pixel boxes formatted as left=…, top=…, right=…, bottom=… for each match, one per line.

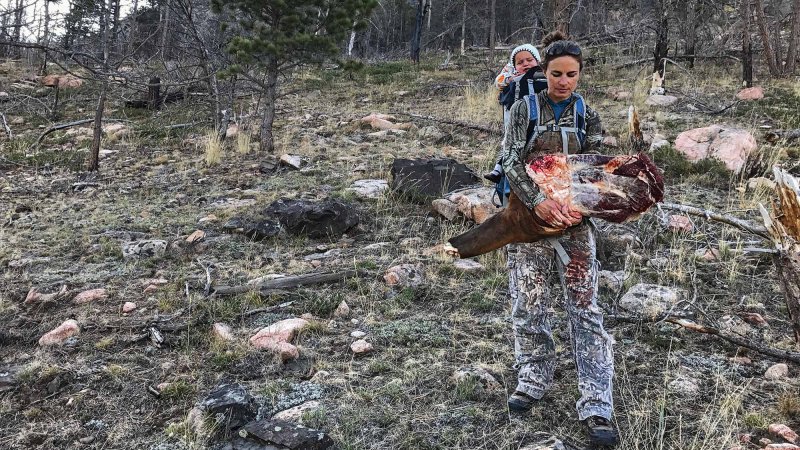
left=510, top=44, right=541, bottom=66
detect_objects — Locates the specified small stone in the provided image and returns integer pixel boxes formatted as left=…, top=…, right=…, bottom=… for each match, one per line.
left=122, top=302, right=137, bottom=313
left=350, top=339, right=373, bottom=354
left=250, top=318, right=309, bottom=361
left=272, top=400, right=322, bottom=423
left=431, top=199, right=459, bottom=220
left=619, top=283, right=687, bottom=317
left=198, top=214, right=217, bottom=223
left=351, top=319, right=359, bottom=325
left=186, top=230, right=206, bottom=243
left=143, top=284, right=159, bottom=295
left=761, top=439, right=774, bottom=446
left=695, top=247, right=720, bottom=261
left=39, top=319, right=80, bottom=346
left=602, top=135, right=619, bottom=147
left=383, top=264, right=425, bottom=287
left=668, top=376, right=700, bottom=396
left=333, top=301, right=350, bottom=318
left=279, top=154, right=304, bottom=169
left=667, top=215, right=693, bottom=232
left=769, top=424, right=799, bottom=444
left=73, top=288, right=108, bottom=304
left=646, top=94, right=679, bottom=106
left=350, top=330, right=366, bottom=338
left=122, top=240, right=168, bottom=259
left=729, top=356, right=752, bottom=365
left=598, top=270, right=625, bottom=291
left=765, top=363, right=789, bottom=380
left=764, top=444, right=800, bottom=450
left=212, top=323, right=235, bottom=341
left=736, top=86, right=764, bottom=101
left=453, top=259, right=484, bottom=273
left=453, top=366, right=502, bottom=391
left=347, top=179, right=388, bottom=199
left=78, top=436, right=95, bottom=444
left=739, top=312, right=768, bottom=327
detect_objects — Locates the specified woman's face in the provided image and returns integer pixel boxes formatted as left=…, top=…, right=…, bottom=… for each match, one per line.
left=514, top=51, right=538, bottom=74
left=545, top=56, right=580, bottom=102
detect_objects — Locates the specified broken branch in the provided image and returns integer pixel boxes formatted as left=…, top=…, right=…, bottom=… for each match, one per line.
left=659, top=202, right=770, bottom=238
left=389, top=111, right=499, bottom=135
left=212, top=270, right=363, bottom=296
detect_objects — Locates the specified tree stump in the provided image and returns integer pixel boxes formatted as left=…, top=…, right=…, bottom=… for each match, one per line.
left=759, top=168, right=800, bottom=346
left=147, top=77, right=161, bottom=110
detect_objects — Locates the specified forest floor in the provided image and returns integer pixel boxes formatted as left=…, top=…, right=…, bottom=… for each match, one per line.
left=1, top=55, right=800, bottom=450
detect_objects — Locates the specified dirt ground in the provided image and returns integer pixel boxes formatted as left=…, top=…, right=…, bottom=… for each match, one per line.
left=1, top=56, right=799, bottom=449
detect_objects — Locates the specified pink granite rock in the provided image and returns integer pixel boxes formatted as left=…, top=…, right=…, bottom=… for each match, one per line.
left=769, top=424, right=799, bottom=444
left=674, top=125, right=757, bottom=173
left=122, top=302, right=137, bottom=313
left=667, top=215, right=693, bottom=232
left=384, top=264, right=425, bottom=287
left=73, top=288, right=108, bottom=304
left=39, top=319, right=80, bottom=346
left=212, top=323, right=235, bottom=341
left=736, top=86, right=764, bottom=101
left=350, top=339, right=373, bottom=354
left=249, top=318, right=309, bottom=361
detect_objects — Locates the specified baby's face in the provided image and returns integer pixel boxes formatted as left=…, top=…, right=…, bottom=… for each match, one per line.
left=514, top=51, right=538, bottom=73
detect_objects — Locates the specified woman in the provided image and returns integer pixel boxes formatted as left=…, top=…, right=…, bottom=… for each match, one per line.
left=499, top=31, right=619, bottom=447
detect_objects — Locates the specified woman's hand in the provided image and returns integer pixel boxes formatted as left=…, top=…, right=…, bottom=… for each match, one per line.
left=534, top=199, right=582, bottom=229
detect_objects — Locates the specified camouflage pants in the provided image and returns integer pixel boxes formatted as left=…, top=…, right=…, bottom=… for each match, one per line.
left=507, top=222, right=614, bottom=420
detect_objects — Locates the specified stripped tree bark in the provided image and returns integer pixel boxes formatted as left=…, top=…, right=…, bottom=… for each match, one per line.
left=759, top=168, right=800, bottom=346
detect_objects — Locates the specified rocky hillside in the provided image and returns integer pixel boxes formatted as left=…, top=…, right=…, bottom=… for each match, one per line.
left=1, top=58, right=799, bottom=450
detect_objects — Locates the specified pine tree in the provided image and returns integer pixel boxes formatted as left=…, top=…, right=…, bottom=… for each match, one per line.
left=214, top=0, right=377, bottom=152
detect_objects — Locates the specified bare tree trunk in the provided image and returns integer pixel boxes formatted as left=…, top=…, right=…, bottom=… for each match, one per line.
left=753, top=0, right=780, bottom=75
left=160, top=0, right=172, bottom=60
left=12, top=0, right=23, bottom=58
left=127, top=0, right=139, bottom=56
left=685, top=0, right=697, bottom=68
left=148, top=77, right=161, bottom=110
left=653, top=0, right=669, bottom=78
left=786, top=0, right=800, bottom=74
left=90, top=0, right=111, bottom=172
left=411, top=0, right=428, bottom=63
left=39, top=0, right=50, bottom=75
left=759, top=168, right=800, bottom=346
left=742, top=0, right=753, bottom=86
left=259, top=63, right=279, bottom=153
left=460, top=1, right=466, bottom=56
left=488, top=0, right=496, bottom=66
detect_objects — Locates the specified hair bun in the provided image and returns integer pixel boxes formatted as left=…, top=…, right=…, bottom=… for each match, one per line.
left=541, top=30, right=569, bottom=48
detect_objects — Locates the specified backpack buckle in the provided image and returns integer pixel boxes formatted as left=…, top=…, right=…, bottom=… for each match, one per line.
left=547, top=124, right=561, bottom=132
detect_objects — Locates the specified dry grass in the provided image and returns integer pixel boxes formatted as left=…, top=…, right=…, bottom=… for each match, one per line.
left=204, top=129, right=222, bottom=165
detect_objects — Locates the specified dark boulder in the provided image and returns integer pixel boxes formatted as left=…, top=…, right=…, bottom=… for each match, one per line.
left=265, top=199, right=358, bottom=239
left=390, top=158, right=480, bottom=203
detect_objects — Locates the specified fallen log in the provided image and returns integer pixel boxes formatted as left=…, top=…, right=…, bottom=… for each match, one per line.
left=212, top=270, right=362, bottom=296
left=765, top=129, right=800, bottom=144
left=389, top=111, right=499, bottom=135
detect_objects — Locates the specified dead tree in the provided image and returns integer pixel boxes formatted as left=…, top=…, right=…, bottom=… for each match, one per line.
left=787, top=0, right=800, bottom=74
left=411, top=0, right=430, bottom=63
left=741, top=0, right=753, bottom=87
left=90, top=0, right=111, bottom=172
left=653, top=0, right=670, bottom=79
left=759, top=168, right=800, bottom=346
left=684, top=0, right=697, bottom=68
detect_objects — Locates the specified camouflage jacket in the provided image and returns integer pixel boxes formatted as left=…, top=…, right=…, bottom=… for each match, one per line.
left=501, top=90, right=603, bottom=209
